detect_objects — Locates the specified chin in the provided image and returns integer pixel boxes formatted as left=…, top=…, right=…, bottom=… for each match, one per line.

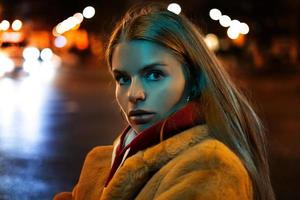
left=132, top=123, right=152, bottom=134
left=130, top=117, right=159, bottom=133
left=133, top=125, right=147, bottom=133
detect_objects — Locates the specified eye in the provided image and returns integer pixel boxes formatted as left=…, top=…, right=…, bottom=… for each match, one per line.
left=145, top=70, right=165, bottom=81
left=115, top=74, right=131, bottom=85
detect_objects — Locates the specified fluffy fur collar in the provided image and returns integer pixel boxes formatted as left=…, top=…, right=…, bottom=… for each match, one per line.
left=106, top=101, right=205, bottom=186
left=101, top=124, right=209, bottom=200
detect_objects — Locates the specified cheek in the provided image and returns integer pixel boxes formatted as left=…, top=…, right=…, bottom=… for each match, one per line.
left=115, top=86, right=127, bottom=112
left=167, top=79, right=185, bottom=103
left=151, top=78, right=185, bottom=108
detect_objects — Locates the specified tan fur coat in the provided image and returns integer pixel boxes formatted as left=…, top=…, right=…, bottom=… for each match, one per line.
left=54, top=124, right=252, bottom=200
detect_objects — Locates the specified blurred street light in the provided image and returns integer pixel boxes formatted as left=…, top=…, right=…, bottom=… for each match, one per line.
left=23, top=47, right=40, bottom=61
left=204, top=33, right=220, bottom=51
left=240, top=23, right=249, bottom=34
left=55, top=17, right=79, bottom=35
left=56, top=24, right=64, bottom=35
left=0, top=20, right=10, bottom=31
left=227, top=20, right=250, bottom=39
left=219, top=15, right=231, bottom=27
left=54, top=36, right=67, bottom=48
left=83, top=6, right=95, bottom=19
left=53, top=7, right=91, bottom=37
left=227, top=26, right=239, bottom=39
left=41, top=48, right=53, bottom=61
left=12, top=20, right=22, bottom=31
left=52, top=26, right=60, bottom=37
left=230, top=20, right=241, bottom=30
left=167, top=3, right=181, bottom=15
left=209, top=9, right=250, bottom=40
left=209, top=9, right=222, bottom=21
left=61, top=17, right=78, bottom=31
left=73, top=13, right=84, bottom=24
left=228, top=20, right=241, bottom=37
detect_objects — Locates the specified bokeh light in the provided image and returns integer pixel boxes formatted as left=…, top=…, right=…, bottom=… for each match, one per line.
left=228, top=20, right=241, bottom=37
left=227, top=26, right=240, bottom=39
left=204, top=33, right=220, bottom=51
left=23, top=47, right=40, bottom=61
left=40, top=48, right=53, bottom=61
left=230, top=20, right=241, bottom=29
left=65, top=17, right=78, bottom=27
left=167, top=3, right=182, bottom=15
left=83, top=6, right=95, bottom=19
left=219, top=15, right=231, bottom=27
left=12, top=20, right=23, bottom=31
left=209, top=8, right=222, bottom=21
left=240, top=22, right=250, bottom=34
left=0, top=20, right=10, bottom=31
left=55, top=23, right=64, bottom=34
left=54, top=36, right=67, bottom=48
left=73, top=13, right=84, bottom=24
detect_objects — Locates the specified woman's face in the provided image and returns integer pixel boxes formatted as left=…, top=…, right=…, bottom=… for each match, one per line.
left=111, top=40, right=188, bottom=133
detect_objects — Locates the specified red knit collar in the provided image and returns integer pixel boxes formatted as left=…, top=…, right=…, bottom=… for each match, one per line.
left=105, top=101, right=205, bottom=186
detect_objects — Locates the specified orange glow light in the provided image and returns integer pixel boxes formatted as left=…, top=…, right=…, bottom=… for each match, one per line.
left=232, top=34, right=245, bottom=47
left=75, top=30, right=89, bottom=50
left=1, top=32, right=24, bottom=43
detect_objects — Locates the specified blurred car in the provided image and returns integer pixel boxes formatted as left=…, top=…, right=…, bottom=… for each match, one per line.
left=0, top=52, right=15, bottom=77
left=0, top=41, right=26, bottom=67
left=0, top=31, right=27, bottom=77
left=0, top=30, right=61, bottom=79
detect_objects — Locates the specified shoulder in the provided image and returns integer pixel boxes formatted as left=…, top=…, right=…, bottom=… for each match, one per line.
left=75, top=146, right=114, bottom=196
left=79, top=145, right=114, bottom=176
left=172, top=138, right=251, bottom=182
left=154, top=139, right=253, bottom=199
left=186, top=139, right=247, bottom=170
left=84, top=145, right=114, bottom=164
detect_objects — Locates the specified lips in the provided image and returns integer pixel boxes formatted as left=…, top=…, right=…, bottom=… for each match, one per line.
left=128, top=110, right=155, bottom=125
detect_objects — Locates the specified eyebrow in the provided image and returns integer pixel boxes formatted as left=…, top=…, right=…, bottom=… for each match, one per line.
left=112, top=62, right=167, bottom=75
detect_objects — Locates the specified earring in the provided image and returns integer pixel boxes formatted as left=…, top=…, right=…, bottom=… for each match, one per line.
left=186, top=95, right=190, bottom=102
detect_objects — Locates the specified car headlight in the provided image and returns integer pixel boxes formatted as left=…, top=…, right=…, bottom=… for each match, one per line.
left=23, top=47, right=40, bottom=61
left=0, top=53, right=15, bottom=74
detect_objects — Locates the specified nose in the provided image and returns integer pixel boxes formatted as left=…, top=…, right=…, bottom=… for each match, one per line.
left=128, top=78, right=146, bottom=103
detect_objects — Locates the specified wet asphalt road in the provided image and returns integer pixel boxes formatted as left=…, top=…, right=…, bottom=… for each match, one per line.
left=0, top=63, right=125, bottom=199
left=0, top=60, right=299, bottom=199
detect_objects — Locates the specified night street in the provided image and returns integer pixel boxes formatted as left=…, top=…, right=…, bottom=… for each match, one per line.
left=0, top=60, right=125, bottom=199
left=0, top=58, right=299, bottom=199
left=0, top=0, right=299, bottom=199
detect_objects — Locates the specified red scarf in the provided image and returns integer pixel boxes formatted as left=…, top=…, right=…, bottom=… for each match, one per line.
left=105, top=101, right=205, bottom=186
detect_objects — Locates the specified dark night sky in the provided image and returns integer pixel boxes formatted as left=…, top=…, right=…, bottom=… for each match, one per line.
left=1, top=0, right=126, bottom=30
left=0, top=0, right=299, bottom=36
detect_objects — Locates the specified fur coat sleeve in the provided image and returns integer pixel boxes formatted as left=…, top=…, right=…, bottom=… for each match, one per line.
left=53, top=125, right=253, bottom=200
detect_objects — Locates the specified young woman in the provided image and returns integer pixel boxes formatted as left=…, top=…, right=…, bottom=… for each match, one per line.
left=54, top=3, right=275, bottom=200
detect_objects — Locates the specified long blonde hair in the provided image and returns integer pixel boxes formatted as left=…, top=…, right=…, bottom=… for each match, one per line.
left=105, top=2, right=275, bottom=200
